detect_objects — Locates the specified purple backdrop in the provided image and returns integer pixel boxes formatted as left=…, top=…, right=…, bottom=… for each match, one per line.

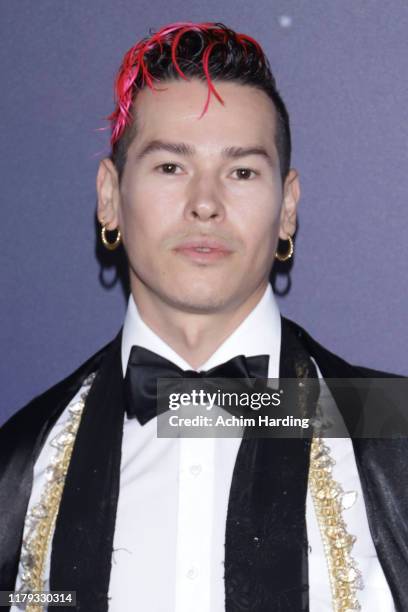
left=1, top=1, right=407, bottom=424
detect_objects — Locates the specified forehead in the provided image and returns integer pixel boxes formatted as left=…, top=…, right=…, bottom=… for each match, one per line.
left=129, top=78, right=277, bottom=153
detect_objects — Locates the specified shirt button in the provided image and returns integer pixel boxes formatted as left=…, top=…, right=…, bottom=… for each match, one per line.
left=186, top=566, right=199, bottom=579
left=189, top=464, right=202, bottom=476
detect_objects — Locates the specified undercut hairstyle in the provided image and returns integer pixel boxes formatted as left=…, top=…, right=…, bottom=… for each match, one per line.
left=108, top=21, right=291, bottom=183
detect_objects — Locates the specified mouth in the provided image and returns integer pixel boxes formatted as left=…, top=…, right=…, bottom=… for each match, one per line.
left=173, top=237, right=234, bottom=264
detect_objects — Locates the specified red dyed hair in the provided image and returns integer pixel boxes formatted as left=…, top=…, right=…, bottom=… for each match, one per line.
left=107, top=21, right=265, bottom=147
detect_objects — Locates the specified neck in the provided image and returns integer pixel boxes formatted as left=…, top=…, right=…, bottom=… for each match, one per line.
left=130, top=279, right=269, bottom=369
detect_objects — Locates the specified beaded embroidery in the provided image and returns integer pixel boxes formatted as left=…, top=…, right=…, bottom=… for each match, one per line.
left=309, top=436, right=363, bottom=611
left=16, top=373, right=96, bottom=612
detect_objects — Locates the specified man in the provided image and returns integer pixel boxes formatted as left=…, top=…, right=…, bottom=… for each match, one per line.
left=0, top=21, right=406, bottom=612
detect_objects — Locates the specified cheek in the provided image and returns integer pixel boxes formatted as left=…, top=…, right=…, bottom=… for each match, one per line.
left=233, top=191, right=282, bottom=251
left=119, top=182, right=173, bottom=244
left=249, top=219, right=280, bottom=266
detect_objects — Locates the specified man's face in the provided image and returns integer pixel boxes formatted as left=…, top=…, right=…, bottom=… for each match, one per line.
left=98, top=78, right=299, bottom=314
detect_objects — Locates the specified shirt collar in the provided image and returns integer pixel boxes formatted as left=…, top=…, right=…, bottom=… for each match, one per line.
left=121, top=284, right=281, bottom=379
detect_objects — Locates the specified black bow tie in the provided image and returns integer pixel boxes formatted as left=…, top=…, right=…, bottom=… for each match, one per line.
left=124, top=345, right=270, bottom=424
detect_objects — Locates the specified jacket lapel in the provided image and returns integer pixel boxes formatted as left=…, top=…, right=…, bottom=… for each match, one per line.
left=0, top=336, right=118, bottom=592
left=48, top=331, right=125, bottom=612
left=224, top=317, right=319, bottom=611
left=284, top=317, right=408, bottom=611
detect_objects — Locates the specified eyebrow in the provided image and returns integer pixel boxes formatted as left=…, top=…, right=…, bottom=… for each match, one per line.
left=135, top=139, right=275, bottom=167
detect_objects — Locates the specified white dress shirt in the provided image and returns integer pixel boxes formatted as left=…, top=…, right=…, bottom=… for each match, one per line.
left=12, top=285, right=394, bottom=611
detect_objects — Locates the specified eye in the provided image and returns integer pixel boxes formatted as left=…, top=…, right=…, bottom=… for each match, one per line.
left=231, top=168, right=258, bottom=180
left=156, top=163, right=183, bottom=175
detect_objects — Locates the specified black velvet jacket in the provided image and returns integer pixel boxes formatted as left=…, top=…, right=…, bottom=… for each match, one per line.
left=0, top=317, right=407, bottom=611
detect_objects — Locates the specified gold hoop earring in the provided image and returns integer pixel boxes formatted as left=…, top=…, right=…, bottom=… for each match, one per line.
left=275, top=235, right=294, bottom=262
left=101, top=225, right=121, bottom=251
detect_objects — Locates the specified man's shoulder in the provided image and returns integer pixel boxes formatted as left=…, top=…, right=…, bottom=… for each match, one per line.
left=0, top=332, right=122, bottom=484
left=1, top=333, right=120, bottom=435
left=282, top=316, right=402, bottom=379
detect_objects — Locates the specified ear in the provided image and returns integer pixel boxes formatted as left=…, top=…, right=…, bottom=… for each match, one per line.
left=96, top=158, right=121, bottom=230
left=278, top=169, right=300, bottom=240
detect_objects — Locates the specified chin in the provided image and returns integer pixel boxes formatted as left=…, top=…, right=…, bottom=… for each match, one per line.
left=162, top=287, right=232, bottom=314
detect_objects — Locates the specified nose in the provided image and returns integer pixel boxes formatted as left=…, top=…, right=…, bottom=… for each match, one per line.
left=184, top=174, right=225, bottom=222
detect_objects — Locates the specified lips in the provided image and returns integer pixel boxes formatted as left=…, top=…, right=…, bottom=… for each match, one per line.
left=174, top=237, right=233, bottom=252
left=173, top=236, right=234, bottom=262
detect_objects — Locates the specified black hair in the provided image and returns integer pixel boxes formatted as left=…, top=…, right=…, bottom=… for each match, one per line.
left=110, top=23, right=291, bottom=183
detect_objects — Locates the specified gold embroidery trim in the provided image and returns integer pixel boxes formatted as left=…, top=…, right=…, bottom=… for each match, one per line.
left=16, top=373, right=95, bottom=612
left=309, top=436, right=363, bottom=611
